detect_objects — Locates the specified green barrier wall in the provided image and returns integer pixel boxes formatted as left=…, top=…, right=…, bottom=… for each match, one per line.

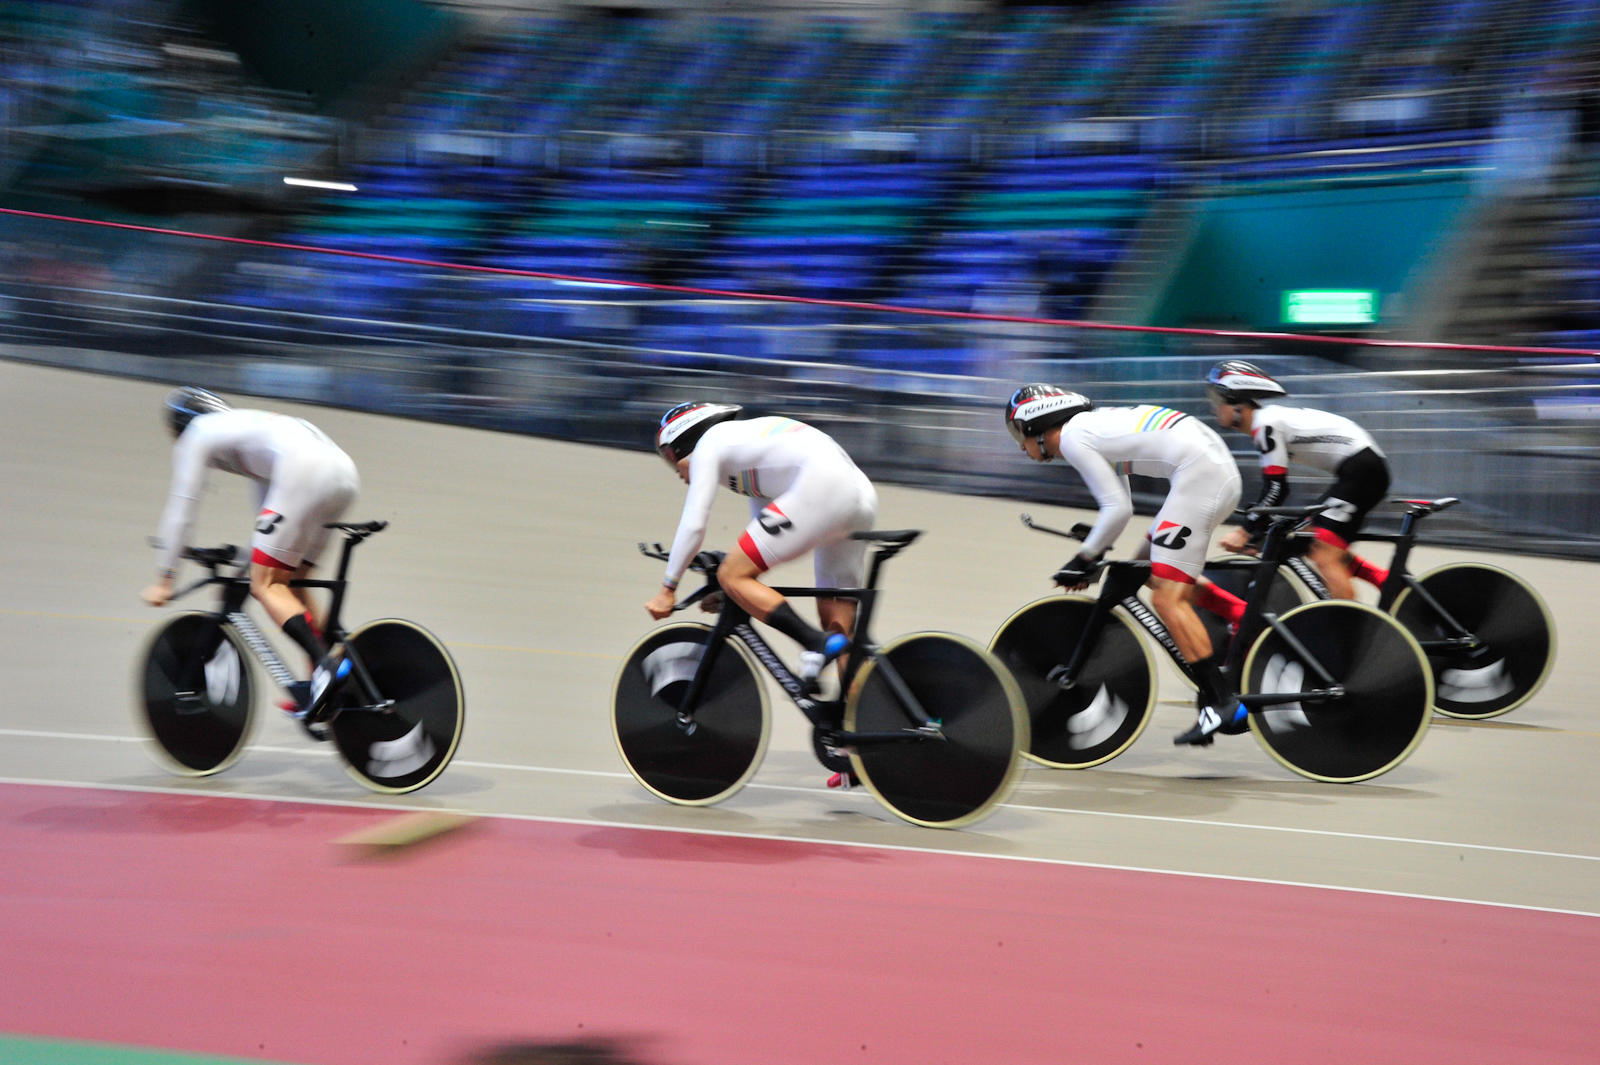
left=1152, top=177, right=1473, bottom=330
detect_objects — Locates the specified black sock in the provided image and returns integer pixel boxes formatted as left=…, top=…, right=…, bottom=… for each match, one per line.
left=764, top=602, right=827, bottom=653
left=1192, top=653, right=1233, bottom=709
left=282, top=612, right=327, bottom=665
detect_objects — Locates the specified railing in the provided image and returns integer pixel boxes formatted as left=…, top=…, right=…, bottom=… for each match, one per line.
left=5, top=279, right=1600, bottom=559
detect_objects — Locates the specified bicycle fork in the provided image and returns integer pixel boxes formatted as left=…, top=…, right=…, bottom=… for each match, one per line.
left=173, top=581, right=259, bottom=704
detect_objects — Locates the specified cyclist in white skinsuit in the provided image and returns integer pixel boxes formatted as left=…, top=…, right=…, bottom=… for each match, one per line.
left=646, top=403, right=878, bottom=691
left=1005, top=385, right=1244, bottom=746
left=1206, top=361, right=1391, bottom=600
left=141, top=388, right=359, bottom=718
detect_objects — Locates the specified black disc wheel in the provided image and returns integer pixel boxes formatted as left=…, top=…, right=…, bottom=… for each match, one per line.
left=612, top=623, right=769, bottom=806
left=1198, top=555, right=1308, bottom=674
left=989, top=597, right=1155, bottom=768
left=136, top=612, right=255, bottom=776
left=1390, top=563, right=1555, bottom=719
left=845, top=633, right=1027, bottom=829
left=327, top=619, right=465, bottom=794
left=1241, top=601, right=1433, bottom=783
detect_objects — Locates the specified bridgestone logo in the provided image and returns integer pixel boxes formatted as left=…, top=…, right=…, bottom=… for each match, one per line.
left=227, top=611, right=297, bottom=687
left=1120, top=596, right=1190, bottom=667
left=735, top=623, right=811, bottom=704
left=1289, top=557, right=1329, bottom=597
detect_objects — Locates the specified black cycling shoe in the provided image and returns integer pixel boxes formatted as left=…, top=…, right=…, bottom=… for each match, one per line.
left=1218, top=704, right=1252, bottom=735
left=1174, top=698, right=1245, bottom=746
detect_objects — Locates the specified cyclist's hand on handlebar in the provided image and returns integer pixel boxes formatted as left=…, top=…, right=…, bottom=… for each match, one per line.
left=140, top=576, right=174, bottom=607
left=1219, top=526, right=1255, bottom=554
left=1053, top=553, right=1099, bottom=591
left=645, top=587, right=677, bottom=620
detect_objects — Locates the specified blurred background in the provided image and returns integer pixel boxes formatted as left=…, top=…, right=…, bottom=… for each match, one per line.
left=4, top=0, right=1600, bottom=555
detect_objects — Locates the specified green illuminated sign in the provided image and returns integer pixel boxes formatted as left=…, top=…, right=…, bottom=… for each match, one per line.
left=1282, top=290, right=1379, bottom=325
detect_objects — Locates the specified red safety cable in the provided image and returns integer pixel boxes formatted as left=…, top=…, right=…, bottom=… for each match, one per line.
left=4, top=205, right=1597, bottom=357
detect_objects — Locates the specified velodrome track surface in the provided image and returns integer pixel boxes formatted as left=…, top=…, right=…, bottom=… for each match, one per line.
left=3, top=359, right=1598, bottom=1064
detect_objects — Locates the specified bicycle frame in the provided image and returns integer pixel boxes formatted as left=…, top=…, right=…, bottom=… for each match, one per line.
left=1048, top=513, right=1347, bottom=711
left=667, top=543, right=944, bottom=748
left=1291, top=504, right=1484, bottom=657
left=170, top=526, right=381, bottom=705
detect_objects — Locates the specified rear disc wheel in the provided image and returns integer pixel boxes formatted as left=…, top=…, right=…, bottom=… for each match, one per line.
left=1242, top=601, right=1432, bottom=782
left=327, top=619, right=465, bottom=794
left=846, top=633, right=1027, bottom=828
left=1391, top=563, right=1554, bottom=719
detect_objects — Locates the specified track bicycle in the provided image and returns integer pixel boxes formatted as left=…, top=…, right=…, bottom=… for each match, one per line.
left=1203, top=497, right=1554, bottom=719
left=612, top=531, right=1029, bottom=828
left=135, top=520, right=465, bottom=793
left=989, top=504, right=1434, bottom=783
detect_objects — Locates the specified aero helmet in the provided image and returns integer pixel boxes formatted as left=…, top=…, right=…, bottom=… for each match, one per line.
left=655, top=402, right=743, bottom=462
left=164, top=386, right=231, bottom=438
left=1004, top=384, right=1093, bottom=446
left=1205, top=360, right=1287, bottom=406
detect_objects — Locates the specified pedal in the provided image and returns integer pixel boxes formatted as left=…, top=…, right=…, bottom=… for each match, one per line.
left=810, top=727, right=854, bottom=774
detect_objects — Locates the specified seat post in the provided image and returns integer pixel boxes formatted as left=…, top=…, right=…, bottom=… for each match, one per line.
left=1387, top=507, right=1422, bottom=582
left=321, top=533, right=362, bottom=636
left=864, top=545, right=891, bottom=591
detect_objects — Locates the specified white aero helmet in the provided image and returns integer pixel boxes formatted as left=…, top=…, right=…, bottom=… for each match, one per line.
left=164, top=386, right=231, bottom=438
left=655, top=402, right=743, bottom=462
left=1205, top=360, right=1288, bottom=405
left=1004, top=384, right=1093, bottom=445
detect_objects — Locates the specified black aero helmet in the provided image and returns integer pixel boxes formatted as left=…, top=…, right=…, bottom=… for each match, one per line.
left=1004, top=384, right=1093, bottom=445
left=1205, top=360, right=1287, bottom=406
left=655, top=401, right=743, bottom=462
left=164, top=386, right=230, bottom=437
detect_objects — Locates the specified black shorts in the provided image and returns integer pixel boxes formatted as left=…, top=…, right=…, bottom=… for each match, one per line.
left=1313, top=448, right=1390, bottom=547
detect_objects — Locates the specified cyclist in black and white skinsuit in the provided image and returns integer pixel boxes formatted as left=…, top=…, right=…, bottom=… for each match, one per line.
left=647, top=403, right=878, bottom=694
left=142, top=388, right=360, bottom=719
left=1205, top=361, right=1391, bottom=600
left=1005, top=385, right=1245, bottom=746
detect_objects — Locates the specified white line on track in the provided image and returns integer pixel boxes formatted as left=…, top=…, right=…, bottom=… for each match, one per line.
left=3, top=772, right=1596, bottom=920
left=7, top=727, right=1599, bottom=866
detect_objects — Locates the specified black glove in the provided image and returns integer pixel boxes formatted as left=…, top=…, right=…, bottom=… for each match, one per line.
left=1053, top=553, right=1100, bottom=588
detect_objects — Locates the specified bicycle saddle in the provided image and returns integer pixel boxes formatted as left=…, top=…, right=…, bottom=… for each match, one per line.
left=849, top=529, right=921, bottom=546
left=1394, top=497, right=1460, bottom=514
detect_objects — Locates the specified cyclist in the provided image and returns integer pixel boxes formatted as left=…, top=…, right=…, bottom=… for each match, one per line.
left=141, top=387, right=360, bottom=720
left=1005, top=384, right=1244, bottom=746
left=1205, top=360, right=1391, bottom=600
left=646, top=402, right=878, bottom=698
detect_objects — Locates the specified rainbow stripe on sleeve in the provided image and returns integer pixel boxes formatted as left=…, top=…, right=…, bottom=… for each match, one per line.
left=1134, top=405, right=1188, bottom=431
left=763, top=418, right=804, bottom=437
